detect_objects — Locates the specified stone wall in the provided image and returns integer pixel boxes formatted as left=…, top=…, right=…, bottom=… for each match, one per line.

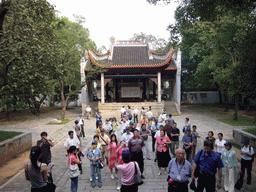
left=0, top=132, right=32, bottom=165
left=233, top=129, right=256, bottom=149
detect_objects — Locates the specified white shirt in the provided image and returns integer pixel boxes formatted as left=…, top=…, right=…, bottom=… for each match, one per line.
left=146, top=111, right=153, bottom=118
left=121, top=132, right=134, bottom=145
left=215, top=139, right=226, bottom=154
left=241, top=146, right=254, bottom=160
left=64, top=137, right=80, bottom=148
left=133, top=109, right=139, bottom=115
left=78, top=119, right=84, bottom=125
left=120, top=121, right=129, bottom=131
left=86, top=107, right=91, bottom=112
left=121, top=108, right=126, bottom=113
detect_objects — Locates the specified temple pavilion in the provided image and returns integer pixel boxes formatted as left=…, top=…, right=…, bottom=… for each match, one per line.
left=81, top=39, right=181, bottom=116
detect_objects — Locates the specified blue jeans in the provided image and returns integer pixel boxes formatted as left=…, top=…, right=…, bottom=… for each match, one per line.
left=70, top=176, right=79, bottom=192
left=91, top=163, right=102, bottom=185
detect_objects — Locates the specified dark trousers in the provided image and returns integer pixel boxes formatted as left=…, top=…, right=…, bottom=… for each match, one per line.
left=121, top=184, right=138, bottom=192
left=78, top=152, right=83, bottom=171
left=152, top=132, right=156, bottom=152
left=197, top=174, right=216, bottom=192
left=80, top=125, right=85, bottom=137
left=241, top=158, right=252, bottom=183
left=168, top=182, right=188, bottom=192
left=134, top=114, right=138, bottom=123
left=131, top=151, right=144, bottom=174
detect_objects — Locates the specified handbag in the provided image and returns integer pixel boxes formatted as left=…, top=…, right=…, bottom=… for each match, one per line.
left=134, top=162, right=144, bottom=186
left=46, top=182, right=56, bottom=192
left=235, top=174, right=243, bottom=190
left=68, top=156, right=80, bottom=178
left=98, top=160, right=104, bottom=169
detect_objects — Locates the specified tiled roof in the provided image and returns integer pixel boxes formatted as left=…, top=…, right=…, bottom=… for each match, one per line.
left=88, top=45, right=174, bottom=69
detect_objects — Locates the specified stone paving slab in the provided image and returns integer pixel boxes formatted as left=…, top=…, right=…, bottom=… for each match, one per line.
left=0, top=106, right=255, bottom=191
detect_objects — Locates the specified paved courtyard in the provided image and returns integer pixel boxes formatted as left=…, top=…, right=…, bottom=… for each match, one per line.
left=0, top=105, right=255, bottom=191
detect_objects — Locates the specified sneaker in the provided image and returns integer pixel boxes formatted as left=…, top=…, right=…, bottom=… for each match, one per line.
left=90, top=178, right=92, bottom=182
left=141, top=175, right=145, bottom=179
left=117, top=186, right=121, bottom=191
left=111, top=174, right=115, bottom=180
left=96, top=176, right=98, bottom=180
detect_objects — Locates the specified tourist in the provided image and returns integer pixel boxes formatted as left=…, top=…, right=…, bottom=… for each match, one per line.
left=64, top=131, right=83, bottom=174
left=25, top=146, right=48, bottom=191
left=120, top=126, right=134, bottom=146
left=95, top=122, right=106, bottom=136
left=156, top=130, right=171, bottom=175
left=98, top=128, right=110, bottom=166
left=139, top=114, right=148, bottom=128
left=205, top=131, right=216, bottom=146
left=167, top=148, right=192, bottom=192
left=149, top=116, right=155, bottom=128
left=120, top=118, right=129, bottom=134
left=158, top=111, right=165, bottom=126
left=74, top=120, right=81, bottom=142
left=96, top=111, right=102, bottom=128
left=87, top=141, right=102, bottom=188
left=78, top=115, right=85, bottom=138
left=126, top=106, right=132, bottom=120
left=167, top=114, right=175, bottom=128
left=182, top=127, right=195, bottom=164
left=116, top=140, right=129, bottom=191
left=140, top=107, right=146, bottom=119
left=164, top=120, right=172, bottom=141
left=182, top=117, right=191, bottom=133
left=215, top=133, right=226, bottom=156
left=240, top=137, right=254, bottom=184
left=170, top=123, right=180, bottom=157
left=111, top=117, right=118, bottom=134
left=151, top=118, right=160, bottom=152
left=221, top=141, right=240, bottom=192
left=139, top=123, right=151, bottom=160
left=146, top=107, right=153, bottom=128
left=37, top=131, right=54, bottom=183
left=133, top=106, right=139, bottom=123
left=192, top=140, right=224, bottom=192
left=116, top=150, right=141, bottom=192
left=107, top=134, right=119, bottom=180
left=68, top=146, right=81, bottom=192
left=120, top=106, right=126, bottom=118
left=103, top=119, right=113, bottom=136
left=191, top=125, right=200, bottom=158
left=128, top=129, right=145, bottom=179
left=85, top=105, right=92, bottom=120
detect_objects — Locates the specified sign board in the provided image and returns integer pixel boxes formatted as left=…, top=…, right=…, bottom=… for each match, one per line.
left=121, top=87, right=140, bottom=98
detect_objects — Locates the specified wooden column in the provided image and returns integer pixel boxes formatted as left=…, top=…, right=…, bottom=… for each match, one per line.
left=101, top=73, right=105, bottom=104
left=157, top=72, right=161, bottom=103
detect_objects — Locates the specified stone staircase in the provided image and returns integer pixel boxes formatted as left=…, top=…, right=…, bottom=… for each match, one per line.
left=98, top=101, right=180, bottom=118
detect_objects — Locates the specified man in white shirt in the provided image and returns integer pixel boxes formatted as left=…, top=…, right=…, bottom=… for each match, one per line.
left=64, top=130, right=83, bottom=173
left=103, top=119, right=113, bottom=136
left=121, top=127, right=134, bottom=146
left=85, top=105, right=92, bottom=119
left=133, top=107, right=139, bottom=123
left=120, top=118, right=129, bottom=134
left=146, top=108, right=153, bottom=128
left=120, top=106, right=126, bottom=118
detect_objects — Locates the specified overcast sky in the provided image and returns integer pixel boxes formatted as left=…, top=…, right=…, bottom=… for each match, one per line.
left=47, top=0, right=179, bottom=50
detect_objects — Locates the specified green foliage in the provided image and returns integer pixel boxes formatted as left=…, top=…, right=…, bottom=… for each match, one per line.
left=218, top=117, right=255, bottom=126
left=243, top=127, right=256, bottom=136
left=0, top=130, right=22, bottom=142
left=46, top=119, right=71, bottom=125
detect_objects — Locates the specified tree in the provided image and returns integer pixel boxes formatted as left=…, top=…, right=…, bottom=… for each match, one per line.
left=0, top=0, right=56, bottom=116
left=53, top=16, right=97, bottom=119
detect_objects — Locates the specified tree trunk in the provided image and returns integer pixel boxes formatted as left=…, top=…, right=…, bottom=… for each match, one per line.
left=61, top=89, right=66, bottom=120
left=218, top=91, right=222, bottom=104
left=233, top=93, right=239, bottom=121
left=223, top=91, right=229, bottom=112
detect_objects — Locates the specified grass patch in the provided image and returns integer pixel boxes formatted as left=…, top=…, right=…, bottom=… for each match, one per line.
left=0, top=131, right=22, bottom=142
left=46, top=119, right=71, bottom=125
left=226, top=139, right=242, bottom=149
left=218, top=117, right=255, bottom=126
left=243, top=127, right=256, bottom=136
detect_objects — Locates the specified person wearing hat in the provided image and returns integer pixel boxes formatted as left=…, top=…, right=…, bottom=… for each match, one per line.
left=120, top=126, right=134, bottom=146
left=116, top=150, right=141, bottom=192
left=87, top=141, right=102, bottom=188
left=151, top=118, right=160, bottom=152
left=78, top=114, right=85, bottom=138
left=192, top=140, right=224, bottom=192
left=98, top=128, right=110, bottom=166
left=103, top=119, right=113, bottom=136
left=221, top=141, right=240, bottom=192
left=182, top=127, right=195, bottom=164
left=167, top=148, right=192, bottom=192
left=95, top=122, right=106, bottom=136
left=96, top=111, right=102, bottom=128
left=182, top=117, right=191, bottom=133
left=240, top=137, right=254, bottom=184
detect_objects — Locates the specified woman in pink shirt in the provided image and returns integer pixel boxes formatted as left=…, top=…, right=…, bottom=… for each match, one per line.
left=156, top=130, right=171, bottom=175
left=116, top=141, right=129, bottom=191
left=116, top=150, right=141, bottom=192
left=107, top=134, right=119, bottom=180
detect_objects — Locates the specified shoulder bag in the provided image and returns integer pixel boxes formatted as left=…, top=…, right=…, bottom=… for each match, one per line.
left=194, top=149, right=203, bottom=178
left=68, top=156, right=80, bottom=178
left=134, top=162, right=144, bottom=186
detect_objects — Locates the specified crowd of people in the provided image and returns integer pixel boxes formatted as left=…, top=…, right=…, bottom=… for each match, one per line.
left=24, top=105, right=255, bottom=192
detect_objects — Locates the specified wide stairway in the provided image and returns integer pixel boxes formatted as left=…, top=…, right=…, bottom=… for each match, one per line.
left=98, top=101, right=180, bottom=118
